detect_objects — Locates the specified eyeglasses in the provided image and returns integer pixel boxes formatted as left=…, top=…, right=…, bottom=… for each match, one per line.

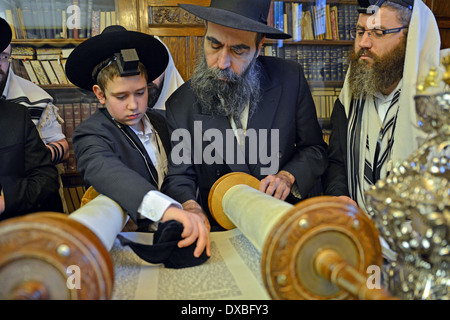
left=0, top=53, right=11, bottom=63
left=350, top=27, right=408, bottom=40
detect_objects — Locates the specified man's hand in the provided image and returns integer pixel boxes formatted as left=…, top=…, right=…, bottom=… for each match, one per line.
left=259, top=170, right=295, bottom=201
left=162, top=203, right=211, bottom=258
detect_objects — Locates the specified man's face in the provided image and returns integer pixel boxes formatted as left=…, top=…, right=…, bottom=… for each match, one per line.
left=354, top=7, right=406, bottom=68
left=93, top=74, right=148, bottom=131
left=0, top=45, right=11, bottom=88
left=203, top=22, right=264, bottom=77
left=348, top=7, right=407, bottom=96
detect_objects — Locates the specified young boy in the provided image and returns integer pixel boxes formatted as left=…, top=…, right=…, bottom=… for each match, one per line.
left=65, top=25, right=210, bottom=259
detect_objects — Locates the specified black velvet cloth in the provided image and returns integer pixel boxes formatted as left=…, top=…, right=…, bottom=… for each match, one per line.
left=117, top=220, right=209, bottom=269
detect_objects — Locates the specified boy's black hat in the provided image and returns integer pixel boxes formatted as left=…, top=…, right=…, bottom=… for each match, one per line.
left=358, top=0, right=414, bottom=13
left=0, top=18, right=12, bottom=53
left=179, top=0, right=291, bottom=39
left=65, top=25, right=169, bottom=91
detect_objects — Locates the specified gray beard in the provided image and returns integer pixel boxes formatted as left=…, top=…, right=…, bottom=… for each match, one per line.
left=348, top=37, right=406, bottom=98
left=190, top=53, right=262, bottom=127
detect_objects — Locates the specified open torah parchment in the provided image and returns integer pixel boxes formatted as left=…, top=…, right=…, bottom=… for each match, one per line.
left=110, top=229, right=270, bottom=300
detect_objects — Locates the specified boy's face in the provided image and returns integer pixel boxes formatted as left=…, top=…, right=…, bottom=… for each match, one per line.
left=93, top=74, right=148, bottom=131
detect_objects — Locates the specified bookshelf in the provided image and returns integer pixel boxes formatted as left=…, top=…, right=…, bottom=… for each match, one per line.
left=259, top=0, right=359, bottom=141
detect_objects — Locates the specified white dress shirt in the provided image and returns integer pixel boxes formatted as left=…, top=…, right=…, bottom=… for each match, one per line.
left=130, top=115, right=182, bottom=223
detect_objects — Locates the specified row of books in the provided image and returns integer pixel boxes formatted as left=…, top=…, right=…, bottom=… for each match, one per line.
left=268, top=1, right=359, bottom=41
left=262, top=44, right=351, bottom=82
left=311, top=87, right=341, bottom=120
left=55, top=100, right=101, bottom=174
left=12, top=58, right=71, bottom=86
left=11, top=46, right=74, bottom=60
left=10, top=46, right=77, bottom=85
left=0, top=0, right=117, bottom=40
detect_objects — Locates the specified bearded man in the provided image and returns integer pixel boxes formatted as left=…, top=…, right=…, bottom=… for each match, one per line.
left=161, top=0, right=328, bottom=230
left=323, top=0, right=443, bottom=239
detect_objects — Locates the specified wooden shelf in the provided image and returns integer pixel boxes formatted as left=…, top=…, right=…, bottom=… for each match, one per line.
left=266, top=39, right=354, bottom=45
left=11, top=39, right=84, bottom=47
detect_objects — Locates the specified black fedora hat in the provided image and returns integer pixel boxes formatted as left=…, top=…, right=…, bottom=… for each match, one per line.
left=179, top=0, right=291, bottom=39
left=65, top=25, right=169, bottom=91
left=0, top=18, right=12, bottom=53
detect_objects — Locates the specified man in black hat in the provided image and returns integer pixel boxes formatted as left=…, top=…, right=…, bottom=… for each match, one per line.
left=0, top=19, right=68, bottom=167
left=161, top=0, right=328, bottom=229
left=0, top=18, right=69, bottom=212
left=323, top=0, right=444, bottom=258
left=66, top=26, right=210, bottom=259
left=0, top=18, right=62, bottom=220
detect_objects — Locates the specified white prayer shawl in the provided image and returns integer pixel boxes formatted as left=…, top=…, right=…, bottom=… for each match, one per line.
left=339, top=0, right=445, bottom=261
left=152, top=36, right=184, bottom=110
left=2, top=68, right=65, bottom=144
left=340, top=0, right=444, bottom=213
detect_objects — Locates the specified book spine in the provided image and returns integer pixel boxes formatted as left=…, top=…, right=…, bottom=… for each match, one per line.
left=30, top=60, right=50, bottom=85
left=323, top=46, right=331, bottom=82
left=72, top=102, right=81, bottom=130
left=337, top=4, right=345, bottom=41
left=331, top=47, right=338, bottom=81
left=41, top=60, right=59, bottom=85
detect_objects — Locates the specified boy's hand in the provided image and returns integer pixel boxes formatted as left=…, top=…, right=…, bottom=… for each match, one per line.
left=162, top=204, right=211, bottom=258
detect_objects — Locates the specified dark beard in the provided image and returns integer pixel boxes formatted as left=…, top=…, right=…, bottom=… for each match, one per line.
left=147, top=81, right=162, bottom=109
left=190, top=52, right=262, bottom=127
left=348, top=36, right=407, bottom=98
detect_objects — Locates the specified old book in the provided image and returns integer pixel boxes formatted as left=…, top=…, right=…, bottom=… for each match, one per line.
left=330, top=6, right=339, bottom=41
left=11, top=59, right=29, bottom=80
left=16, top=8, right=26, bottom=39
left=41, top=60, right=59, bottom=85
left=91, top=10, right=100, bottom=36
left=11, top=46, right=35, bottom=60
left=325, top=4, right=332, bottom=40
left=30, top=60, right=50, bottom=85
left=50, top=60, right=69, bottom=84
left=81, top=103, right=90, bottom=121
left=22, top=60, right=39, bottom=85
left=72, top=102, right=81, bottom=129
left=100, top=11, right=106, bottom=33
left=63, top=104, right=74, bottom=141
left=36, top=48, right=61, bottom=55
left=5, top=9, right=16, bottom=39
left=61, top=48, right=74, bottom=59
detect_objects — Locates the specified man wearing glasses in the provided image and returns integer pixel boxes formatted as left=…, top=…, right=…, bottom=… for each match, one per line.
left=323, top=0, right=444, bottom=258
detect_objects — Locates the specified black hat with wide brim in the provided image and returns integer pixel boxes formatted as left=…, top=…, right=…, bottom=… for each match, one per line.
left=65, top=25, right=169, bottom=91
left=179, top=0, right=291, bottom=39
left=0, top=18, right=12, bottom=53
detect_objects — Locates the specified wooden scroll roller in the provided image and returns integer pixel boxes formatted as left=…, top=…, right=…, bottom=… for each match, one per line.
left=209, top=172, right=396, bottom=300
left=0, top=194, right=127, bottom=300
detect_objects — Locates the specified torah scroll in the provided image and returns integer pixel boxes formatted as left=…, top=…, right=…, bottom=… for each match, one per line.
left=208, top=172, right=396, bottom=300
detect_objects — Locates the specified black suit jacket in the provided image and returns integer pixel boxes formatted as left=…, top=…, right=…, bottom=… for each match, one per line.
left=73, top=108, right=171, bottom=224
left=0, top=100, right=61, bottom=221
left=161, top=56, right=328, bottom=227
left=322, top=98, right=350, bottom=196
